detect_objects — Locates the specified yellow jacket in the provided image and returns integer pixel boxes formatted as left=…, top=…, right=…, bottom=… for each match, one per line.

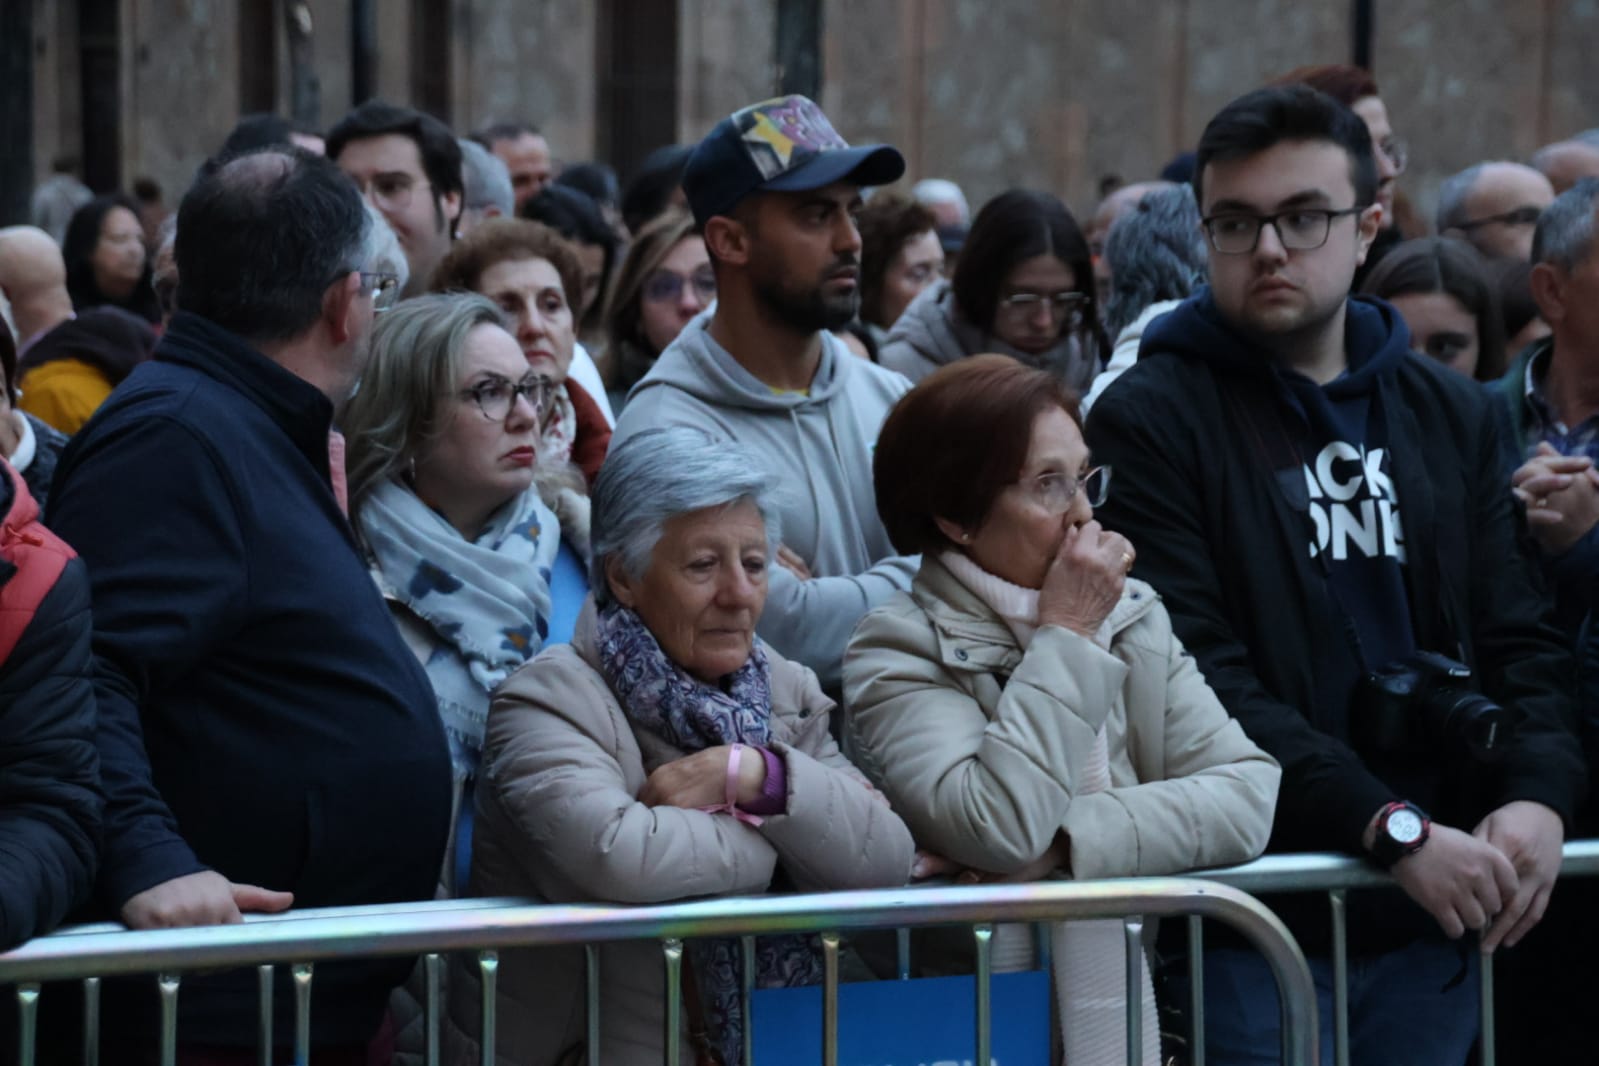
left=18, top=358, right=113, bottom=436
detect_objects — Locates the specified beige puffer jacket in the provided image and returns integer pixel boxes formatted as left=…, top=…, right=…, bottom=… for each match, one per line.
left=842, top=556, right=1280, bottom=881
left=450, top=605, right=916, bottom=1066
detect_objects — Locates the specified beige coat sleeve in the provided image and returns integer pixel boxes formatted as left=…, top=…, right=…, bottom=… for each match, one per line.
left=1064, top=620, right=1281, bottom=879
left=480, top=651, right=778, bottom=904
left=759, top=662, right=916, bottom=892
left=845, top=605, right=1128, bottom=874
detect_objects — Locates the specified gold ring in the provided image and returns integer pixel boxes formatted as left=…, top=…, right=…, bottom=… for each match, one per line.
left=1120, top=552, right=1134, bottom=570
left=1536, top=497, right=1548, bottom=509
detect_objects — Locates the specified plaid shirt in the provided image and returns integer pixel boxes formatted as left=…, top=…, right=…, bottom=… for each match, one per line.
left=1523, top=343, right=1599, bottom=462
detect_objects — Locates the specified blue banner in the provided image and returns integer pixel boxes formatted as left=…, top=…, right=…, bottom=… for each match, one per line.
left=751, top=970, right=1051, bottom=1066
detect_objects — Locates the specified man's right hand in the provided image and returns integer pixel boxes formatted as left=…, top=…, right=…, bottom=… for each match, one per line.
left=1390, top=824, right=1519, bottom=940
left=1511, top=443, right=1599, bottom=555
left=120, top=871, right=294, bottom=929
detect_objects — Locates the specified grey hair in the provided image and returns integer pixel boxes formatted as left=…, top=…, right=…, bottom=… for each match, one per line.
left=361, top=201, right=410, bottom=294
left=912, top=178, right=970, bottom=222
left=1531, top=178, right=1599, bottom=272
left=1102, top=185, right=1208, bottom=337
left=341, top=291, right=507, bottom=524
left=589, top=427, right=782, bottom=605
left=1437, top=163, right=1489, bottom=232
left=457, top=138, right=514, bottom=217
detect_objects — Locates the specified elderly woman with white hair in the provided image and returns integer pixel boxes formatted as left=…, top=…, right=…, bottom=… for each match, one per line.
left=1080, top=185, right=1209, bottom=415
left=455, top=427, right=915, bottom=1066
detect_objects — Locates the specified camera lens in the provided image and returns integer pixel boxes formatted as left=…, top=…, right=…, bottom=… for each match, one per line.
left=1436, top=690, right=1514, bottom=759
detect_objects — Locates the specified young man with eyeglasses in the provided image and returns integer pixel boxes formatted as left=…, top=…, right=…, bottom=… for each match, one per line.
left=330, top=100, right=464, bottom=299
left=1438, top=161, right=1556, bottom=262
left=611, top=95, right=917, bottom=695
left=1087, top=85, right=1584, bottom=1066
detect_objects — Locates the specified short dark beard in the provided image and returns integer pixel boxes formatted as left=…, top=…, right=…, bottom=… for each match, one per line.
left=750, top=265, right=859, bottom=334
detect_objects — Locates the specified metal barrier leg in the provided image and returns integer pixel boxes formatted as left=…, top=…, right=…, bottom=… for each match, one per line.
left=479, top=949, right=499, bottom=1066
left=585, top=944, right=601, bottom=1064
left=740, top=936, right=756, bottom=1066
left=1479, top=944, right=1495, bottom=1066
left=424, top=952, right=442, bottom=1066
left=17, top=983, right=39, bottom=1066
left=1187, top=916, right=1205, bottom=1066
left=256, top=965, right=273, bottom=1066
left=822, top=931, right=841, bottom=1066
left=291, top=963, right=313, bottom=1066
left=1125, top=918, right=1145, bottom=1066
left=663, top=939, right=684, bottom=1066
left=1329, top=889, right=1349, bottom=1066
left=157, top=972, right=180, bottom=1066
left=82, top=976, right=100, bottom=1066
left=973, top=923, right=993, bottom=1066
left=896, top=927, right=911, bottom=980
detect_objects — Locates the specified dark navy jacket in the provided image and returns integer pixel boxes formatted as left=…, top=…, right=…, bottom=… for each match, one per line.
left=0, top=462, right=101, bottom=950
left=46, top=312, right=452, bottom=1047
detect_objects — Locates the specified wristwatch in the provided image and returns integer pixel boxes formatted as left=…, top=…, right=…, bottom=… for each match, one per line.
left=1370, top=801, right=1431, bottom=867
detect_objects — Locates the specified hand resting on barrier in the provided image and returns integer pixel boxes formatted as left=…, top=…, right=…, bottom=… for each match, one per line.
left=1472, top=799, right=1564, bottom=952
left=1381, top=822, right=1518, bottom=942
left=120, top=870, right=294, bottom=930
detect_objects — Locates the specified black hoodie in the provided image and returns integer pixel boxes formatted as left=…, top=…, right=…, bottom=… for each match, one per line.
left=1087, top=290, right=1584, bottom=952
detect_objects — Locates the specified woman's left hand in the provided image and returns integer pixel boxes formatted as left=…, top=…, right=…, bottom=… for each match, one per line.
left=641, top=744, right=767, bottom=809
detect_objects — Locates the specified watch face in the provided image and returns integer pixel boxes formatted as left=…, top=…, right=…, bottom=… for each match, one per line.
left=1388, top=809, right=1424, bottom=845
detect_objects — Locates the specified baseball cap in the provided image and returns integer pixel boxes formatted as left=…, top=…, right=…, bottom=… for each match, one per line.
left=682, top=95, right=906, bottom=226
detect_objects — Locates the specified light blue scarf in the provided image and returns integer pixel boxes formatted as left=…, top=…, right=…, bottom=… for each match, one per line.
left=361, top=478, right=558, bottom=781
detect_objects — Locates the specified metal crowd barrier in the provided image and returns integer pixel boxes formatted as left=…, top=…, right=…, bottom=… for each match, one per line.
left=0, top=877, right=1317, bottom=1066
left=1195, top=839, right=1599, bottom=1066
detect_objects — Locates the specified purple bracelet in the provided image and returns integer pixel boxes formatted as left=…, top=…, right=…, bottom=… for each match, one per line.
left=738, top=746, right=787, bottom=817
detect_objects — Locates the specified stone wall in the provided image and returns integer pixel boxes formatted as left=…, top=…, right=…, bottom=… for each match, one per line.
left=22, top=0, right=1599, bottom=228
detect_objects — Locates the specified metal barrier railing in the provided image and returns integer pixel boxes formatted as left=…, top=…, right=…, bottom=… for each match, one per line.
left=0, top=876, right=1317, bottom=1066
left=1194, top=839, right=1599, bottom=1066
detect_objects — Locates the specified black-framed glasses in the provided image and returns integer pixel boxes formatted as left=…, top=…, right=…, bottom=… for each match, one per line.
left=997, top=291, right=1090, bottom=323
left=1377, top=136, right=1409, bottom=175
left=1454, top=205, right=1543, bottom=232
left=1014, top=465, right=1111, bottom=512
left=360, top=271, right=402, bottom=312
left=459, top=372, right=555, bottom=422
left=643, top=268, right=716, bottom=305
left=1201, top=206, right=1367, bottom=255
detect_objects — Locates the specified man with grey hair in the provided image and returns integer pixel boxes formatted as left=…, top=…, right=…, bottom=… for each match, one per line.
left=1085, top=179, right=1179, bottom=310
left=911, top=177, right=970, bottom=229
left=456, top=137, right=515, bottom=237
left=1532, top=139, right=1599, bottom=195
left=1438, top=161, right=1555, bottom=261
left=1081, top=185, right=1207, bottom=414
left=45, top=147, right=451, bottom=1056
left=1487, top=174, right=1599, bottom=1065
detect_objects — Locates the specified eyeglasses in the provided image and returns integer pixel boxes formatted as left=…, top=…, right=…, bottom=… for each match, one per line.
left=1377, top=136, right=1409, bottom=175
left=1454, top=205, right=1543, bottom=232
left=1201, top=206, right=1367, bottom=255
left=360, top=271, right=402, bottom=312
left=352, top=173, right=434, bottom=214
left=997, top=291, right=1090, bottom=324
left=643, top=268, right=716, bottom=305
left=459, top=372, right=556, bottom=423
left=1014, top=465, right=1111, bottom=512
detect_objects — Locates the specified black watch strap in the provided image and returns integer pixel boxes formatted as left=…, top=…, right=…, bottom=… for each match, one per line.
left=1370, top=801, right=1430, bottom=867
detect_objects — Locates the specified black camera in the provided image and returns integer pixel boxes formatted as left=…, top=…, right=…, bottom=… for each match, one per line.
left=1352, top=651, right=1516, bottom=762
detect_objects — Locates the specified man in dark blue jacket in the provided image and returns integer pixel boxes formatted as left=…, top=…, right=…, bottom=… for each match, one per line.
left=1088, top=86, right=1584, bottom=1065
left=45, top=147, right=451, bottom=1059
left=0, top=458, right=100, bottom=950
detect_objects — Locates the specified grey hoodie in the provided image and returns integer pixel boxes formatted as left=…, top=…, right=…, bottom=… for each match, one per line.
left=612, top=315, right=918, bottom=691
left=878, top=279, right=1099, bottom=393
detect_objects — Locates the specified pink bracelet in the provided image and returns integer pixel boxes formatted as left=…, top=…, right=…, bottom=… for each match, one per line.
left=698, top=743, right=765, bottom=827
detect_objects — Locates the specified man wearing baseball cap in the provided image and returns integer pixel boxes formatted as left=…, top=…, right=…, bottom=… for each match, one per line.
left=611, top=95, right=916, bottom=694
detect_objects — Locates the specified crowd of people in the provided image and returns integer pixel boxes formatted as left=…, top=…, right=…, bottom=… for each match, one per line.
left=1, top=56, right=1597, bottom=1066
